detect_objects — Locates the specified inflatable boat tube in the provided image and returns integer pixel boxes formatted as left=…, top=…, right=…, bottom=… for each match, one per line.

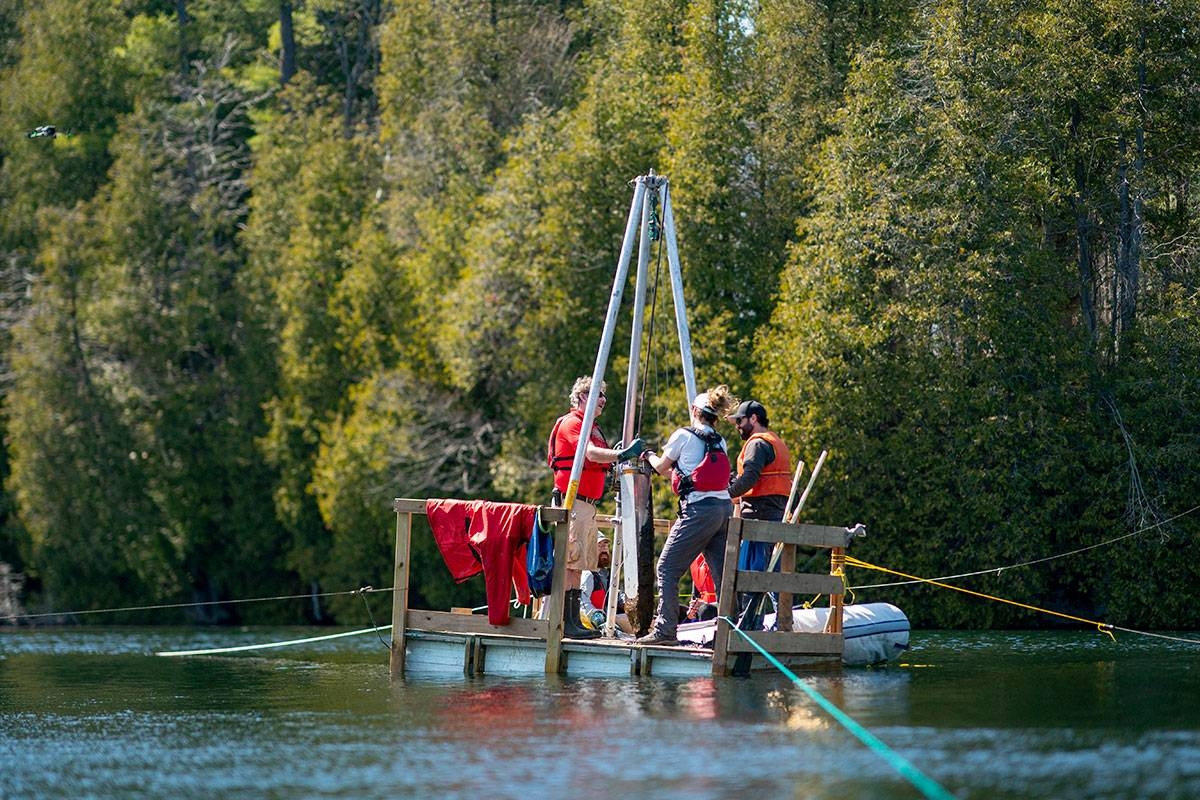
left=676, top=601, right=910, bottom=666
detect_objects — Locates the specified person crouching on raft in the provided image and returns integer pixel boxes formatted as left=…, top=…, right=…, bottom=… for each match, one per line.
left=638, top=385, right=736, bottom=646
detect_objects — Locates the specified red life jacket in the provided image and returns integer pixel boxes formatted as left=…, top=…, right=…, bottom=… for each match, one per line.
left=670, top=427, right=731, bottom=497
left=690, top=555, right=717, bottom=603
left=586, top=568, right=609, bottom=610
left=591, top=584, right=607, bottom=610
left=547, top=410, right=609, bottom=497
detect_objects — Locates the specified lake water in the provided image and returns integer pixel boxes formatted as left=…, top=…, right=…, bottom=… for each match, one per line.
left=2, top=626, right=1198, bottom=799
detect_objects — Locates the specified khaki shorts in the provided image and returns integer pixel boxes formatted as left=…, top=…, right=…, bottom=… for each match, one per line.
left=566, top=499, right=600, bottom=571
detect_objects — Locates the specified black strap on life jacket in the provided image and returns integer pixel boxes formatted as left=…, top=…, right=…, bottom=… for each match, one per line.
left=671, top=426, right=728, bottom=496
left=548, top=415, right=607, bottom=472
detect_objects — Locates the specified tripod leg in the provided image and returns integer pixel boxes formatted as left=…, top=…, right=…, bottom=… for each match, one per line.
left=561, top=179, right=647, bottom=504
left=617, top=178, right=656, bottom=607
left=661, top=182, right=696, bottom=406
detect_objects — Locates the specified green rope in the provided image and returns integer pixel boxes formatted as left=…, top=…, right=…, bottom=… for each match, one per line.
left=720, top=617, right=957, bottom=800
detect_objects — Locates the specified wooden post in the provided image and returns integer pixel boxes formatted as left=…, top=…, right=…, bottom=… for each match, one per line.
left=710, top=517, right=742, bottom=676
left=827, top=546, right=845, bottom=635
left=543, top=507, right=570, bottom=673
left=389, top=504, right=413, bottom=677
left=776, top=543, right=795, bottom=633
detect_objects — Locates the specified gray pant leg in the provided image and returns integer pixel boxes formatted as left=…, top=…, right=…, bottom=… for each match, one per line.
left=652, top=498, right=733, bottom=637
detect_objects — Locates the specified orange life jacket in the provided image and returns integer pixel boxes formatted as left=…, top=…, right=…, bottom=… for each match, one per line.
left=737, top=430, right=792, bottom=497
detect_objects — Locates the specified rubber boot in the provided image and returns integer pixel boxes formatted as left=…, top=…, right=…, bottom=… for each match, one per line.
left=563, top=589, right=600, bottom=639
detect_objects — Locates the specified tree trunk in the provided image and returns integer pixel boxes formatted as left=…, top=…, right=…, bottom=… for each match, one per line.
left=1113, top=23, right=1147, bottom=356
left=319, top=0, right=382, bottom=136
left=280, top=0, right=296, bottom=86
left=176, top=0, right=189, bottom=77
left=1069, top=101, right=1098, bottom=346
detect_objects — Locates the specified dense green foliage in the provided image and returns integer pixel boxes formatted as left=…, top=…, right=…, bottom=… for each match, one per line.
left=1, top=0, right=1196, bottom=628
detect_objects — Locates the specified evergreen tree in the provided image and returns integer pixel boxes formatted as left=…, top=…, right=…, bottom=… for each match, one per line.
left=7, top=204, right=174, bottom=614
left=0, top=0, right=134, bottom=600
left=8, top=44, right=290, bottom=619
left=301, top=0, right=587, bottom=610
left=243, top=77, right=375, bottom=606
left=758, top=0, right=1200, bottom=627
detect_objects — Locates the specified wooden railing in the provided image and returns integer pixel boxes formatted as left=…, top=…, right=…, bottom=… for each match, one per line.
left=710, top=518, right=849, bottom=675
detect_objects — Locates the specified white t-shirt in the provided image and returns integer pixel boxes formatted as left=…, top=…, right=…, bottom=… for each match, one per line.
left=662, top=425, right=731, bottom=502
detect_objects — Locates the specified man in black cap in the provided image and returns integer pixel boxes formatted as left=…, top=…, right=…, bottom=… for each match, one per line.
left=726, top=400, right=793, bottom=572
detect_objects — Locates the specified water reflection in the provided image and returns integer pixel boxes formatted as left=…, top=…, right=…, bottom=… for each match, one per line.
left=628, top=675, right=725, bottom=719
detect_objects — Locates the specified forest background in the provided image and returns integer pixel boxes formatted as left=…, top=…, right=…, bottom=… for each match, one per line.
left=1, top=0, right=1197, bottom=629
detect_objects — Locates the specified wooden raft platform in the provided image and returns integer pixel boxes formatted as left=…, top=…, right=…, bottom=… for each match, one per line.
left=389, top=498, right=851, bottom=677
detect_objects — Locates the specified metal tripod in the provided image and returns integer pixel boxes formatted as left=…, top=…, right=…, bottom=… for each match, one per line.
left=561, top=170, right=697, bottom=636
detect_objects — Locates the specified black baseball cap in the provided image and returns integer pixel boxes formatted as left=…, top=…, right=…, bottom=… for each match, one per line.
left=728, top=400, right=766, bottom=421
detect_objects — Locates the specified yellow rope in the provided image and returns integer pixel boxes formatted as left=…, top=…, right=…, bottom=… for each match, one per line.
left=844, top=555, right=1116, bottom=642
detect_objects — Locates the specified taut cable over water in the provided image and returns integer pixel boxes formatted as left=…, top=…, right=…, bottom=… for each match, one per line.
left=0, top=585, right=392, bottom=624
left=156, top=624, right=394, bottom=657
left=846, top=502, right=1200, bottom=591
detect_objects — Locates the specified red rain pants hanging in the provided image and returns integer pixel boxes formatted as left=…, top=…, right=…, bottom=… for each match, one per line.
left=425, top=499, right=536, bottom=625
